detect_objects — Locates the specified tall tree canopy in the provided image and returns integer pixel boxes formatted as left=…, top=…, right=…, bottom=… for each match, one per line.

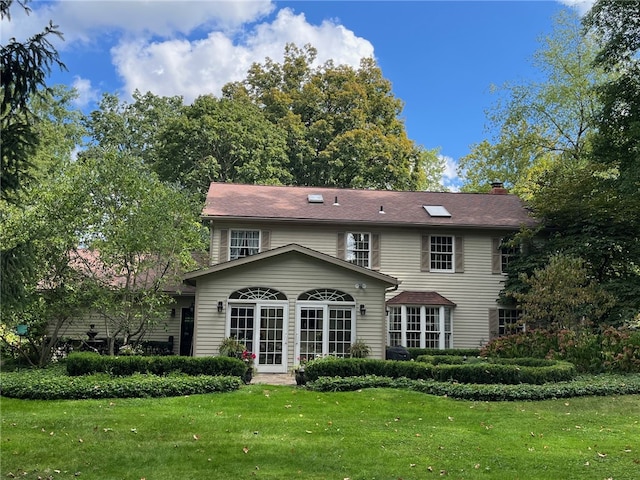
left=222, top=44, right=440, bottom=190
left=1, top=0, right=65, bottom=202
left=458, top=11, right=605, bottom=196
left=500, top=3, right=640, bottom=326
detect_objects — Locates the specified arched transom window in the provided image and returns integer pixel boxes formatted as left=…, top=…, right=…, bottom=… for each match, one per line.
left=297, top=289, right=354, bottom=302
left=229, top=287, right=287, bottom=301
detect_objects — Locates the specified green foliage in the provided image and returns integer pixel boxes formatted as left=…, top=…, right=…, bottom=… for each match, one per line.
left=482, top=327, right=640, bottom=373
left=1, top=0, right=66, bottom=202
left=223, top=43, right=440, bottom=191
left=406, top=347, right=481, bottom=359
left=304, top=356, right=576, bottom=385
left=65, top=352, right=247, bottom=378
left=348, top=339, right=371, bottom=358
left=458, top=11, right=604, bottom=196
left=0, top=369, right=241, bottom=400
left=513, top=253, right=616, bottom=329
left=307, top=374, right=640, bottom=401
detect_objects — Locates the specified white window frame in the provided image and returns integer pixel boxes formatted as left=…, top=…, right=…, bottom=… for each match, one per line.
left=226, top=300, right=289, bottom=373
left=229, top=229, right=260, bottom=260
left=430, top=235, right=455, bottom=272
left=346, top=232, right=371, bottom=268
left=296, top=302, right=356, bottom=359
left=387, top=305, right=453, bottom=349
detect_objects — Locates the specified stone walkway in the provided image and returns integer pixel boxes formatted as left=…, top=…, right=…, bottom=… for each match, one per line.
left=251, top=373, right=297, bottom=386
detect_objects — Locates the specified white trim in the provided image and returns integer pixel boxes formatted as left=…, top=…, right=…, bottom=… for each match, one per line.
left=295, top=301, right=356, bottom=361
left=429, top=235, right=455, bottom=273
left=345, top=231, right=372, bottom=269
left=226, top=299, right=289, bottom=373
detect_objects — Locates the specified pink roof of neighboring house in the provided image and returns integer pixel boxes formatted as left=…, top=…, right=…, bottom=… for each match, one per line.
left=202, top=183, right=535, bottom=229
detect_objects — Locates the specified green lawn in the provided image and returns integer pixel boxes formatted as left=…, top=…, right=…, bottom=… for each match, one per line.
left=1, top=386, right=639, bottom=479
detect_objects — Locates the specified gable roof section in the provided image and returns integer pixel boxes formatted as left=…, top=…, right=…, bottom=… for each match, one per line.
left=202, top=183, right=535, bottom=229
left=183, top=243, right=399, bottom=287
left=387, top=291, right=456, bottom=306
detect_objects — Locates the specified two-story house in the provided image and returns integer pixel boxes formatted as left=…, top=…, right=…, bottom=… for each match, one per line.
left=183, top=182, right=535, bottom=373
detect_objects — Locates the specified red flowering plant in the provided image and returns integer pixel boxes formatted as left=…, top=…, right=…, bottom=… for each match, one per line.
left=242, top=350, right=257, bottom=367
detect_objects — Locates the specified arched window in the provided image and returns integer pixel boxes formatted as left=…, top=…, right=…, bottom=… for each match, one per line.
left=297, top=289, right=354, bottom=302
left=229, top=287, right=287, bottom=301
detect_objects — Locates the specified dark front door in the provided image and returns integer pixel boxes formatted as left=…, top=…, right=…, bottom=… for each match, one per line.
left=180, top=307, right=194, bottom=356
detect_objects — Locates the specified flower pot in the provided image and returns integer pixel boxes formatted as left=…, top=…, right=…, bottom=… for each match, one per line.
left=295, top=370, right=306, bottom=386
left=243, top=369, right=253, bottom=385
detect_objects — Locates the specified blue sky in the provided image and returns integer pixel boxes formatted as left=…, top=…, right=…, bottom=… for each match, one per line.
left=3, top=0, right=592, bottom=189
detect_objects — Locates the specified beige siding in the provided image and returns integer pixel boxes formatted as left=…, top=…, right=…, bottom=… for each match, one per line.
left=208, top=221, right=512, bottom=348
left=193, top=252, right=390, bottom=367
left=54, top=295, right=193, bottom=355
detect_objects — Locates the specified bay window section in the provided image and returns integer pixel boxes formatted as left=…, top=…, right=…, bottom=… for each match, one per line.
left=387, top=305, right=452, bottom=349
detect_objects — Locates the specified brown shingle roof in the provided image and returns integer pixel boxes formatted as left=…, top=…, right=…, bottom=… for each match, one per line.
left=387, top=291, right=456, bottom=306
left=202, top=183, right=535, bottom=229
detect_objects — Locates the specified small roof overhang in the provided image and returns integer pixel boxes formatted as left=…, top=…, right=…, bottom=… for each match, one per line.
left=387, top=291, right=456, bottom=307
left=183, top=243, right=400, bottom=288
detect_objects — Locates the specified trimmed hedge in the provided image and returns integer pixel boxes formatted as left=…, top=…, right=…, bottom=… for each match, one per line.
left=307, top=374, right=640, bottom=401
left=66, top=352, right=246, bottom=377
left=407, top=348, right=480, bottom=360
left=304, top=357, right=576, bottom=384
left=0, top=370, right=242, bottom=400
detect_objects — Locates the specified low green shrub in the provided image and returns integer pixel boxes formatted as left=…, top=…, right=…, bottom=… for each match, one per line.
left=481, top=327, right=640, bottom=373
left=307, top=374, right=640, bottom=401
left=415, top=355, right=466, bottom=365
left=0, top=370, right=241, bottom=400
left=305, top=357, right=576, bottom=384
left=66, top=352, right=246, bottom=377
left=407, top=348, right=480, bottom=360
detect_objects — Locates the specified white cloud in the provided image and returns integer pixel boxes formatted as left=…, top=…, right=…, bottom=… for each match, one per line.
left=111, top=7, right=375, bottom=102
left=71, top=76, right=100, bottom=109
left=557, top=0, right=595, bottom=16
left=1, top=0, right=275, bottom=44
left=440, top=154, right=460, bottom=192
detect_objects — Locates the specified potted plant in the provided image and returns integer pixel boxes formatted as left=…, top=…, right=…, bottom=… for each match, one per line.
left=241, top=349, right=256, bottom=384
left=293, top=356, right=310, bottom=385
left=349, top=339, right=371, bottom=358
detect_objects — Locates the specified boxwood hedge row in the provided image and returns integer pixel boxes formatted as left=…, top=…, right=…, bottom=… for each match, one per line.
left=407, top=348, right=481, bottom=359
left=0, top=371, right=242, bottom=400
left=307, top=374, right=640, bottom=401
left=304, top=357, right=576, bottom=384
left=66, top=352, right=246, bottom=377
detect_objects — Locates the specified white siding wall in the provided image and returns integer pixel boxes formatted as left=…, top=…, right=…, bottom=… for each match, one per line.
left=210, top=221, right=510, bottom=348
left=193, top=252, right=390, bottom=365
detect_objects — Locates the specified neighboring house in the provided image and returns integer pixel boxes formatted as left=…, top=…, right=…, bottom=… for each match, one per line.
left=183, top=182, right=536, bottom=373
left=54, top=250, right=203, bottom=356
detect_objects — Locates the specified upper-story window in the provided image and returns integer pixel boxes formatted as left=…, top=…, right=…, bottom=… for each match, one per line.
left=337, top=232, right=379, bottom=270
left=430, top=235, right=454, bottom=272
left=346, top=233, right=370, bottom=268
left=500, top=245, right=518, bottom=273
left=230, top=230, right=260, bottom=260
left=492, top=238, right=518, bottom=274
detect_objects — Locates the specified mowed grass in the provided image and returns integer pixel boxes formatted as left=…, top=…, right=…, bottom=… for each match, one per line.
left=1, top=386, right=639, bottom=480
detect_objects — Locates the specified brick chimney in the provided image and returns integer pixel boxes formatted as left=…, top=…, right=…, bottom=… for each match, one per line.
left=490, top=181, right=508, bottom=195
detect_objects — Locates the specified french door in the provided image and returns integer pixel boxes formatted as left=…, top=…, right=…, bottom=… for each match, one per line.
left=297, top=304, right=354, bottom=360
left=228, top=303, right=288, bottom=373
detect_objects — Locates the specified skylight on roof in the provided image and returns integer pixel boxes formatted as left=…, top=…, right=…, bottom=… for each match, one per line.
left=423, top=205, right=451, bottom=217
left=307, top=194, right=324, bottom=204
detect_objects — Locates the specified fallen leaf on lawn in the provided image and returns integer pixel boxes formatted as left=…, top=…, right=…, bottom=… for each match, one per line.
left=305, top=430, right=313, bottom=434
left=78, top=438, right=83, bottom=443
left=427, top=466, right=433, bottom=472
left=131, top=428, right=137, bottom=434
left=597, top=452, right=607, bottom=458
left=440, top=470, right=448, bottom=475
left=410, top=463, right=416, bottom=467
left=474, top=464, right=480, bottom=469
left=193, top=434, right=199, bottom=441
left=584, top=461, right=590, bottom=466
left=243, top=447, right=249, bottom=454
left=530, top=432, right=535, bottom=437
left=447, top=416, right=454, bottom=421
left=415, top=433, right=422, bottom=437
